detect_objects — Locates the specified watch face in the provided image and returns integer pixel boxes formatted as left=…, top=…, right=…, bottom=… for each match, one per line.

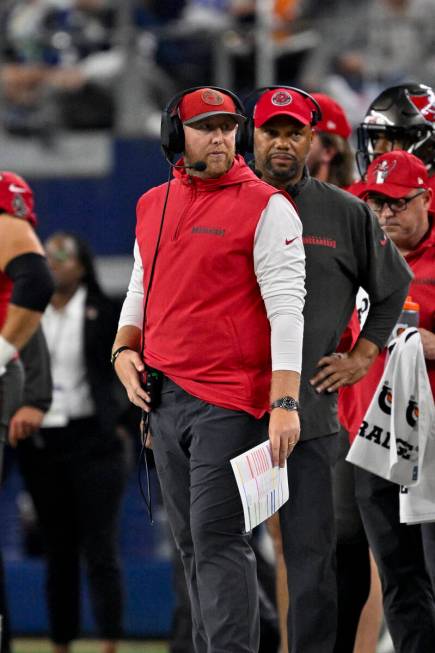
left=272, top=396, right=298, bottom=411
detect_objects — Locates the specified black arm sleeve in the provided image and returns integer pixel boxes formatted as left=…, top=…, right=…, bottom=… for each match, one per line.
left=360, top=284, right=410, bottom=351
left=19, top=326, right=53, bottom=412
left=5, top=253, right=54, bottom=312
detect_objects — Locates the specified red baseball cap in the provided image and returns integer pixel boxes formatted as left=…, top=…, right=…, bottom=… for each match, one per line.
left=360, top=151, right=429, bottom=199
left=253, top=88, right=315, bottom=128
left=178, top=88, right=245, bottom=126
left=0, top=171, right=37, bottom=225
left=311, top=93, right=351, bottom=140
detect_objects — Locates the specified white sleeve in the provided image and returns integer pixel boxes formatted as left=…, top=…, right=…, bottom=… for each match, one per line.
left=254, top=193, right=306, bottom=373
left=118, top=240, right=144, bottom=330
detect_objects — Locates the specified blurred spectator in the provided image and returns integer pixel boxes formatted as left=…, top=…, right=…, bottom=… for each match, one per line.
left=154, top=1, right=313, bottom=94
left=152, top=0, right=238, bottom=89
left=300, top=0, right=435, bottom=126
left=0, top=0, right=175, bottom=137
left=307, top=92, right=355, bottom=187
left=0, top=0, right=114, bottom=133
left=179, top=0, right=236, bottom=31
left=13, top=232, right=128, bottom=653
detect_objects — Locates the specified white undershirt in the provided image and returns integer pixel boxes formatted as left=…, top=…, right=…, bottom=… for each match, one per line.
left=42, top=285, right=96, bottom=427
left=119, top=193, right=306, bottom=373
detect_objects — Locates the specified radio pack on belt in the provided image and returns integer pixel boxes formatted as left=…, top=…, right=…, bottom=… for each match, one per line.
left=144, top=366, right=163, bottom=409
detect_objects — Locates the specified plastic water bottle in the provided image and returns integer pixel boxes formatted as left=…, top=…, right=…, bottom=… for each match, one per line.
left=388, top=296, right=420, bottom=344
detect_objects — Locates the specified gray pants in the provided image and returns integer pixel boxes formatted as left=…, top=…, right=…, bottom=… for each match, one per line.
left=0, top=359, right=24, bottom=479
left=150, top=376, right=268, bottom=653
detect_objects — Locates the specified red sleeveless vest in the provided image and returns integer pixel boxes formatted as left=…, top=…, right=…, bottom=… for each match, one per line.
left=136, top=156, right=285, bottom=417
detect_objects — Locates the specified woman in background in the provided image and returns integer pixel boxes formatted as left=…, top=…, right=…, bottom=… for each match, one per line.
left=13, top=232, right=127, bottom=653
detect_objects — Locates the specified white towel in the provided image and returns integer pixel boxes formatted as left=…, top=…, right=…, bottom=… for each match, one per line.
left=400, top=416, right=435, bottom=524
left=347, top=329, right=434, bottom=494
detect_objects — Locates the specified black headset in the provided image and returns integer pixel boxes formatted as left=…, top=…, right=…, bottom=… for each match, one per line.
left=160, top=85, right=248, bottom=162
left=244, top=85, right=323, bottom=153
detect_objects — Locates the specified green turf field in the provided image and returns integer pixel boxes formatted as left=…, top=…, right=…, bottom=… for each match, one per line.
left=13, top=640, right=169, bottom=653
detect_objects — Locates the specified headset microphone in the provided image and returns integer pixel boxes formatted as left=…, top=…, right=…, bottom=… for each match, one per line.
left=169, top=160, right=207, bottom=172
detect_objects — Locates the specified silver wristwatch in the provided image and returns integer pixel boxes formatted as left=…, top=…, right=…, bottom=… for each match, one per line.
left=270, top=396, right=299, bottom=412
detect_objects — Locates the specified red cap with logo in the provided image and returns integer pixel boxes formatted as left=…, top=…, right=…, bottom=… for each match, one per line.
left=360, top=151, right=429, bottom=199
left=178, top=88, right=245, bottom=126
left=254, top=88, right=315, bottom=128
left=0, top=171, right=37, bottom=226
left=311, top=93, right=351, bottom=140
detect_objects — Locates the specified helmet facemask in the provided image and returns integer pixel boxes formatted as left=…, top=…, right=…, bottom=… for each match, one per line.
left=356, top=85, right=434, bottom=178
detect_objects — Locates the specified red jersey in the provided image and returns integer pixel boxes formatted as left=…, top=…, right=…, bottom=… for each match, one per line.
left=341, top=224, right=435, bottom=442
left=0, top=273, right=12, bottom=330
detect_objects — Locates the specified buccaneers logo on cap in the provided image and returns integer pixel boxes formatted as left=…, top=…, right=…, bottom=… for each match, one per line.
left=12, top=193, right=28, bottom=218
left=374, top=159, right=396, bottom=184
left=271, top=91, right=292, bottom=107
left=201, top=89, right=224, bottom=106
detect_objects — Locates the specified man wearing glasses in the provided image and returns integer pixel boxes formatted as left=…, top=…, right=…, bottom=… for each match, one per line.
left=351, top=150, right=435, bottom=653
left=366, top=186, right=427, bottom=217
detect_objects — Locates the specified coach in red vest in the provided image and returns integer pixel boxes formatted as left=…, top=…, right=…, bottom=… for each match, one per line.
left=112, top=86, right=306, bottom=653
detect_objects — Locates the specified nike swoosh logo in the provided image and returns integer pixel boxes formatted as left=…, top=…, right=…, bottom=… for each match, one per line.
left=285, top=237, right=297, bottom=245
left=9, top=184, right=26, bottom=193
left=379, top=238, right=388, bottom=246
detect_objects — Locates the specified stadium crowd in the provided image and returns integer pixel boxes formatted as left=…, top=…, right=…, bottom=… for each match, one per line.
left=0, top=2, right=435, bottom=653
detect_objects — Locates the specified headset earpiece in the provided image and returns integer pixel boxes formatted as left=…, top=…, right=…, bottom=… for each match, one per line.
left=244, top=85, right=322, bottom=153
left=160, top=86, right=247, bottom=163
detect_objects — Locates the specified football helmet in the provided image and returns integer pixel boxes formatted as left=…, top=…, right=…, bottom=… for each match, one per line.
left=356, top=84, right=433, bottom=177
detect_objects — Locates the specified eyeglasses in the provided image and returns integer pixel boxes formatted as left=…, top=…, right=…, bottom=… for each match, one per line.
left=366, top=189, right=427, bottom=215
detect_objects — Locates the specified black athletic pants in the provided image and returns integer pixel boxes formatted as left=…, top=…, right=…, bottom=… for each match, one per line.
left=422, top=523, right=435, bottom=594
left=150, top=377, right=268, bottom=653
left=16, top=417, right=127, bottom=645
left=333, top=428, right=370, bottom=653
left=279, top=433, right=339, bottom=653
left=355, top=467, right=435, bottom=653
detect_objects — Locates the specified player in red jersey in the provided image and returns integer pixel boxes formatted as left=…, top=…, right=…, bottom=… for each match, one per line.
left=0, top=171, right=53, bottom=653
